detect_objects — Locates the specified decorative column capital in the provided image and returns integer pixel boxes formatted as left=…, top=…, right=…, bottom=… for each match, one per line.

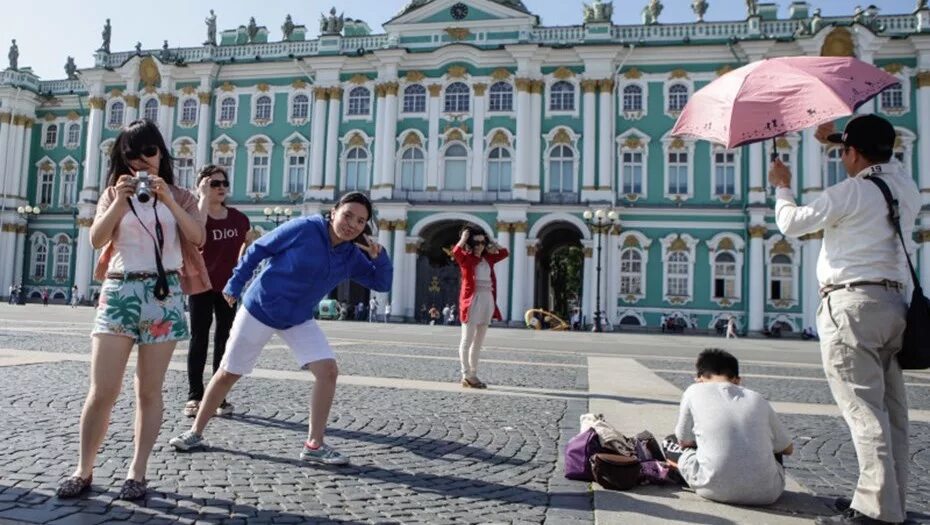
left=496, top=221, right=513, bottom=233
left=598, top=78, right=615, bottom=92
left=383, top=81, right=399, bottom=96
left=393, top=219, right=407, bottom=231
left=512, top=221, right=528, bottom=233
left=125, top=94, right=140, bottom=108
left=514, top=78, right=533, bottom=92
left=88, top=97, right=107, bottom=110
left=23, top=118, right=34, bottom=128
left=0, top=112, right=11, bottom=124
left=583, top=247, right=593, bottom=257
left=748, top=225, right=768, bottom=238
left=472, top=82, right=487, bottom=96
left=917, top=71, right=930, bottom=89
left=375, top=84, right=387, bottom=97
left=377, top=219, right=393, bottom=231
left=916, top=230, right=930, bottom=243
left=530, top=80, right=545, bottom=94
left=328, top=87, right=343, bottom=99
left=77, top=218, right=95, bottom=228
left=12, top=115, right=29, bottom=126
left=527, top=245, right=537, bottom=256
left=197, top=92, right=212, bottom=105
left=427, top=83, right=442, bottom=97
left=580, top=79, right=598, bottom=93
left=405, top=241, right=421, bottom=253
left=313, top=86, right=329, bottom=100
left=158, top=93, right=177, bottom=107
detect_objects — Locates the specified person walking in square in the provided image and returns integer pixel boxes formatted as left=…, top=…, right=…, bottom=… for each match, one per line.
left=770, top=114, right=918, bottom=524
left=453, top=224, right=508, bottom=389
left=56, top=119, right=208, bottom=501
left=183, top=164, right=251, bottom=419
left=169, top=192, right=391, bottom=465
left=725, top=316, right=738, bottom=339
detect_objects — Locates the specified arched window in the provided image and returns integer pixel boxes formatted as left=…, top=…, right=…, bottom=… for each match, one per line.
left=770, top=254, right=793, bottom=300
left=713, top=252, right=737, bottom=299
left=54, top=242, right=71, bottom=281
left=622, top=85, right=643, bottom=112
left=488, top=82, right=513, bottom=112
left=550, top=81, right=575, bottom=111
left=31, top=238, right=48, bottom=280
left=66, top=123, right=81, bottom=147
left=291, top=94, right=309, bottom=120
left=347, top=87, right=371, bottom=116
left=219, top=97, right=237, bottom=123
left=44, top=124, right=58, bottom=147
left=108, top=102, right=125, bottom=127
left=826, top=147, right=843, bottom=187
left=287, top=154, right=307, bottom=195
left=403, top=85, right=426, bottom=113
left=619, top=315, right=642, bottom=326
left=399, top=147, right=425, bottom=191
left=344, top=147, right=369, bottom=190
left=619, top=249, right=643, bottom=296
left=443, top=143, right=468, bottom=190
left=548, top=145, right=574, bottom=193
left=181, top=98, right=198, bottom=123
left=444, top=82, right=470, bottom=113
left=880, top=83, right=904, bottom=111
left=668, top=84, right=689, bottom=112
left=143, top=98, right=159, bottom=121
left=254, top=95, right=272, bottom=121
left=667, top=252, right=689, bottom=297
left=487, top=147, right=512, bottom=192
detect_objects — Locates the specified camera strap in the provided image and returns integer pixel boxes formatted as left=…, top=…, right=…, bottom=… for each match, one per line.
left=126, top=196, right=170, bottom=301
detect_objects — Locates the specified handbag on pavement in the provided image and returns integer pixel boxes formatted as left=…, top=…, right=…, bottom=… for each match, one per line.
left=866, top=175, right=930, bottom=370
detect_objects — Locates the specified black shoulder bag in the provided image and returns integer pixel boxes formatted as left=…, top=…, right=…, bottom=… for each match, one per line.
left=866, top=175, right=930, bottom=370
left=126, top=196, right=171, bottom=301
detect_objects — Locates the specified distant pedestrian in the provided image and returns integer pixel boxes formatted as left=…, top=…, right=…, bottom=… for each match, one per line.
left=356, top=301, right=364, bottom=321
left=725, top=316, right=738, bottom=339
left=429, top=304, right=440, bottom=325
left=369, top=296, right=379, bottom=323
left=384, top=303, right=391, bottom=323
left=70, top=285, right=80, bottom=308
left=41, top=288, right=49, bottom=306
left=442, top=304, right=451, bottom=325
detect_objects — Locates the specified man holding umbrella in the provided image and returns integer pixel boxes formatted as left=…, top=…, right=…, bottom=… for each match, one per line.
left=769, top=114, right=919, bottom=525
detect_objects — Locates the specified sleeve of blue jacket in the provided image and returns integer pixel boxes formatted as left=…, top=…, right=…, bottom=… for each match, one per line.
left=351, top=247, right=393, bottom=292
left=223, top=219, right=305, bottom=298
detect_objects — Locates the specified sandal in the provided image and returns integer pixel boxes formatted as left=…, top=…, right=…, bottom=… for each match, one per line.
left=183, top=400, right=199, bottom=418
left=118, top=478, right=147, bottom=501
left=461, top=377, right=488, bottom=389
left=56, top=474, right=93, bottom=498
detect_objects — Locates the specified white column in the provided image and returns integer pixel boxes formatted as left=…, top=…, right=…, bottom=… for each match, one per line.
left=7, top=120, right=25, bottom=198
left=157, top=93, right=175, bottom=144
left=509, top=223, right=528, bottom=322
left=323, top=87, right=342, bottom=192
left=0, top=217, right=16, bottom=297
left=597, top=80, right=613, bottom=192
left=379, top=83, right=399, bottom=196
left=73, top=204, right=97, bottom=301
left=581, top=80, right=597, bottom=193
left=525, top=242, right=537, bottom=311
left=83, top=97, right=106, bottom=193
left=514, top=79, right=532, bottom=198
left=0, top=114, right=12, bottom=196
left=17, top=120, right=33, bottom=197
left=748, top=142, right=765, bottom=203
left=309, top=87, right=328, bottom=190
left=605, top=229, right=619, bottom=324
left=917, top=73, right=930, bottom=206
left=196, top=92, right=213, bottom=168
left=390, top=220, right=407, bottom=320
left=495, top=226, right=512, bottom=322
left=403, top=239, right=419, bottom=318
left=125, top=94, right=139, bottom=123
left=12, top=228, right=25, bottom=289
left=582, top=242, right=594, bottom=327
left=372, top=85, right=386, bottom=191
left=530, top=82, right=542, bottom=198
left=748, top=225, right=765, bottom=332
left=919, top=220, right=930, bottom=295
left=426, top=84, right=441, bottom=191
left=470, top=83, right=487, bottom=191
left=802, top=236, right=822, bottom=331
left=800, top=127, right=824, bottom=328
left=376, top=222, right=392, bottom=307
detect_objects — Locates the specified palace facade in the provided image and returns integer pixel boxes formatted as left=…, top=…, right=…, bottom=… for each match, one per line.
left=1, top=0, right=929, bottom=332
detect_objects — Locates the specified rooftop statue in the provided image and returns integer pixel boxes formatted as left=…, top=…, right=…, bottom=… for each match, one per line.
left=204, top=10, right=217, bottom=46
left=8, top=39, right=18, bottom=71
left=583, top=0, right=613, bottom=23
left=320, top=7, right=345, bottom=36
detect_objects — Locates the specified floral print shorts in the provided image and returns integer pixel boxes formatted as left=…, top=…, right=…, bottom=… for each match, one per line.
left=92, top=274, right=190, bottom=345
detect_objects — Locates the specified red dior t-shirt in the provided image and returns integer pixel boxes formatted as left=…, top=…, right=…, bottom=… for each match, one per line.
left=203, top=207, right=251, bottom=293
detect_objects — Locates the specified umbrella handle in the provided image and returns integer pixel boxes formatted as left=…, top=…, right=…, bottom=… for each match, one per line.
left=770, top=137, right=778, bottom=163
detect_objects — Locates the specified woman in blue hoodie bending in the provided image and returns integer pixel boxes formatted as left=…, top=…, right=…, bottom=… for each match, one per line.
left=169, top=192, right=392, bottom=465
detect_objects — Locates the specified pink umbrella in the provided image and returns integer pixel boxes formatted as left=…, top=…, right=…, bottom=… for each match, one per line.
left=671, top=56, right=899, bottom=150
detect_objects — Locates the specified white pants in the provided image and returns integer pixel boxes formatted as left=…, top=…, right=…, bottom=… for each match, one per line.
left=220, top=307, right=335, bottom=376
left=459, top=322, right=489, bottom=379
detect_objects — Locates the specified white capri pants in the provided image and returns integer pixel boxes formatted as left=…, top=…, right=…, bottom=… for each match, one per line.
left=220, top=307, right=335, bottom=376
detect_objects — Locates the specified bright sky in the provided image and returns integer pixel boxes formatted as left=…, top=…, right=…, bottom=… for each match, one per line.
left=0, top=0, right=918, bottom=80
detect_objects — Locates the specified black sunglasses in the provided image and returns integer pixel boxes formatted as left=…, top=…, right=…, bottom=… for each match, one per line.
left=125, top=144, right=159, bottom=160
left=209, top=180, right=230, bottom=188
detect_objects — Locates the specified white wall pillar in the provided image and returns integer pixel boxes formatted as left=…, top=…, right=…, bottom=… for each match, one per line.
left=605, top=228, right=619, bottom=324
left=509, top=224, right=527, bottom=322
left=12, top=228, right=25, bottom=288
left=748, top=224, right=766, bottom=331
left=157, top=93, right=175, bottom=144
left=495, top=226, right=512, bottom=322
left=802, top=236, right=822, bottom=331
left=16, top=120, right=33, bottom=197
left=372, top=85, right=386, bottom=192
left=125, top=94, right=139, bottom=123
left=73, top=209, right=96, bottom=302
left=470, top=83, right=487, bottom=191
left=800, top=127, right=824, bottom=327
left=525, top=241, right=537, bottom=311
left=581, top=80, right=596, bottom=194
left=529, top=81, right=543, bottom=200
left=919, top=219, right=930, bottom=296
left=748, top=142, right=765, bottom=203
left=582, top=242, right=594, bottom=327
left=0, top=115, right=12, bottom=197
left=513, top=79, right=532, bottom=199
left=404, top=238, right=420, bottom=318
left=390, top=220, right=407, bottom=320
left=309, top=87, right=328, bottom=191
left=375, top=222, right=392, bottom=308
left=323, top=87, right=342, bottom=193
left=7, top=120, right=25, bottom=199
left=426, top=84, right=441, bottom=191
left=917, top=73, right=930, bottom=206
left=378, top=83, right=399, bottom=198
left=83, top=97, right=106, bottom=193
left=597, top=80, right=613, bottom=193
left=195, top=92, right=213, bottom=168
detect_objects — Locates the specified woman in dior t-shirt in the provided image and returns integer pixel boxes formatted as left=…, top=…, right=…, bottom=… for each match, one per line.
left=183, top=165, right=251, bottom=419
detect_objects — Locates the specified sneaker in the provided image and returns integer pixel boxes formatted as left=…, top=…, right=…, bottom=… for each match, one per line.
left=215, top=400, right=234, bottom=417
left=300, top=441, right=349, bottom=465
left=183, top=400, right=199, bottom=418
left=169, top=430, right=205, bottom=451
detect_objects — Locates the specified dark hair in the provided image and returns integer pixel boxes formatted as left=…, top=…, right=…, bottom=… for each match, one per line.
left=851, top=145, right=893, bottom=165
left=460, top=223, right=489, bottom=250
left=695, top=348, right=739, bottom=379
left=328, top=191, right=375, bottom=243
left=197, top=163, right=228, bottom=184
left=107, top=119, right=174, bottom=186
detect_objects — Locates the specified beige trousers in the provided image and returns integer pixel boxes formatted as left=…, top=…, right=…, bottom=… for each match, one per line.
left=817, top=285, right=909, bottom=522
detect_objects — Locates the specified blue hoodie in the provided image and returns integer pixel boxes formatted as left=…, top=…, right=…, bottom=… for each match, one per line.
left=224, top=214, right=392, bottom=330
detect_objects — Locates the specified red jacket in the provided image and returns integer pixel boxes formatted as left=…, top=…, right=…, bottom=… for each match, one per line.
left=453, top=244, right=509, bottom=324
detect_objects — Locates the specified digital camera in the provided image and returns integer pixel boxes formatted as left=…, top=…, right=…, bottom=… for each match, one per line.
left=134, top=171, right=153, bottom=203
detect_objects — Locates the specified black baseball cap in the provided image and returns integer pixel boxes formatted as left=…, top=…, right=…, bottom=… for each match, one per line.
left=826, top=114, right=895, bottom=157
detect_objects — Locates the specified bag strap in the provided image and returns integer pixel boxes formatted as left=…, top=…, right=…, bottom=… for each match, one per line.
left=125, top=196, right=170, bottom=300
left=865, top=175, right=921, bottom=290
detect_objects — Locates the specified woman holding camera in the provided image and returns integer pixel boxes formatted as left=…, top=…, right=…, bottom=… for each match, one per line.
left=169, top=191, right=392, bottom=466
left=452, top=224, right=508, bottom=389
left=56, top=119, right=208, bottom=500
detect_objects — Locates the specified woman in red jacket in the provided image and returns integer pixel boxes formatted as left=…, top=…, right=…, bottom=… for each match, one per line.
left=452, top=224, right=509, bottom=388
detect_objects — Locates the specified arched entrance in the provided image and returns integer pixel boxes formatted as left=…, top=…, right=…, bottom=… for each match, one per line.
left=415, top=221, right=462, bottom=321
left=534, top=222, right=583, bottom=320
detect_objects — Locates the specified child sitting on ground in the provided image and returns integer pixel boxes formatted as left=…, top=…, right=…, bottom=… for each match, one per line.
left=670, top=348, right=794, bottom=505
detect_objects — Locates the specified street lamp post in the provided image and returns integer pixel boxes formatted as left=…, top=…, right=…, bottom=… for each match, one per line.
left=16, top=204, right=41, bottom=221
left=583, top=208, right=619, bottom=333
left=263, top=206, right=293, bottom=227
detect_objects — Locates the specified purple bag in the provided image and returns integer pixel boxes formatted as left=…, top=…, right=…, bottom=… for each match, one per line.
left=565, top=428, right=603, bottom=481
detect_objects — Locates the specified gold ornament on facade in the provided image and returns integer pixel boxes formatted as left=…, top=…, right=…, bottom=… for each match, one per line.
left=292, top=79, right=307, bottom=89
left=77, top=218, right=94, bottom=227
left=580, top=79, right=598, bottom=93
left=62, top=160, right=76, bottom=171
left=776, top=137, right=791, bottom=150
left=349, top=74, right=369, bottom=85
left=821, top=27, right=854, bottom=57
left=139, top=56, right=161, bottom=87
left=717, top=237, right=735, bottom=251
left=917, top=230, right=930, bottom=243
left=583, top=247, right=594, bottom=257
left=39, top=160, right=54, bottom=171
left=623, top=135, right=642, bottom=149
left=251, top=138, right=268, bottom=154
left=143, top=85, right=158, bottom=94
left=405, top=70, right=425, bottom=82
left=472, top=83, right=487, bottom=96
left=552, top=128, right=572, bottom=145
left=447, top=65, right=467, bottom=79
left=669, top=138, right=685, bottom=149
left=176, top=141, right=193, bottom=156
left=446, top=129, right=464, bottom=142
left=158, top=93, right=177, bottom=107
left=669, top=237, right=688, bottom=252
left=197, top=92, right=212, bottom=105
left=917, top=71, right=930, bottom=88
left=444, top=27, right=471, bottom=40
left=490, top=130, right=510, bottom=147
left=348, top=132, right=366, bottom=147
left=883, top=63, right=905, bottom=74
left=552, top=67, right=575, bottom=80
left=491, top=68, right=511, bottom=81
left=288, top=140, right=306, bottom=153
left=514, top=78, right=532, bottom=92
left=124, top=95, right=140, bottom=108
left=427, top=84, right=442, bottom=97
left=394, top=220, right=407, bottom=231
left=531, top=80, right=545, bottom=94
left=43, top=113, right=57, bottom=122
left=109, top=88, right=123, bottom=98
left=181, top=86, right=197, bottom=95
left=669, top=69, right=689, bottom=79
left=402, top=132, right=422, bottom=147
left=772, top=239, right=794, bottom=255
left=799, top=230, right=824, bottom=241
left=24, top=118, right=34, bottom=128
left=220, top=81, right=236, bottom=92
left=0, top=113, right=10, bottom=124
left=313, top=86, right=328, bottom=99
left=496, top=221, right=512, bottom=233
left=12, top=115, right=28, bottom=126
left=377, top=219, right=392, bottom=230
left=215, top=141, right=232, bottom=154
left=716, top=65, right=734, bottom=77
left=719, top=194, right=734, bottom=203
left=256, top=83, right=271, bottom=93
left=328, top=86, right=344, bottom=98
left=748, top=225, right=767, bottom=238
left=405, top=242, right=420, bottom=254
left=375, top=84, right=386, bottom=98
left=512, top=222, right=528, bottom=233
left=623, top=68, right=643, bottom=79
left=599, top=78, right=615, bottom=92
left=1, top=223, right=19, bottom=233
left=88, top=97, right=106, bottom=110
left=623, top=236, right=641, bottom=248
left=384, top=82, right=399, bottom=96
